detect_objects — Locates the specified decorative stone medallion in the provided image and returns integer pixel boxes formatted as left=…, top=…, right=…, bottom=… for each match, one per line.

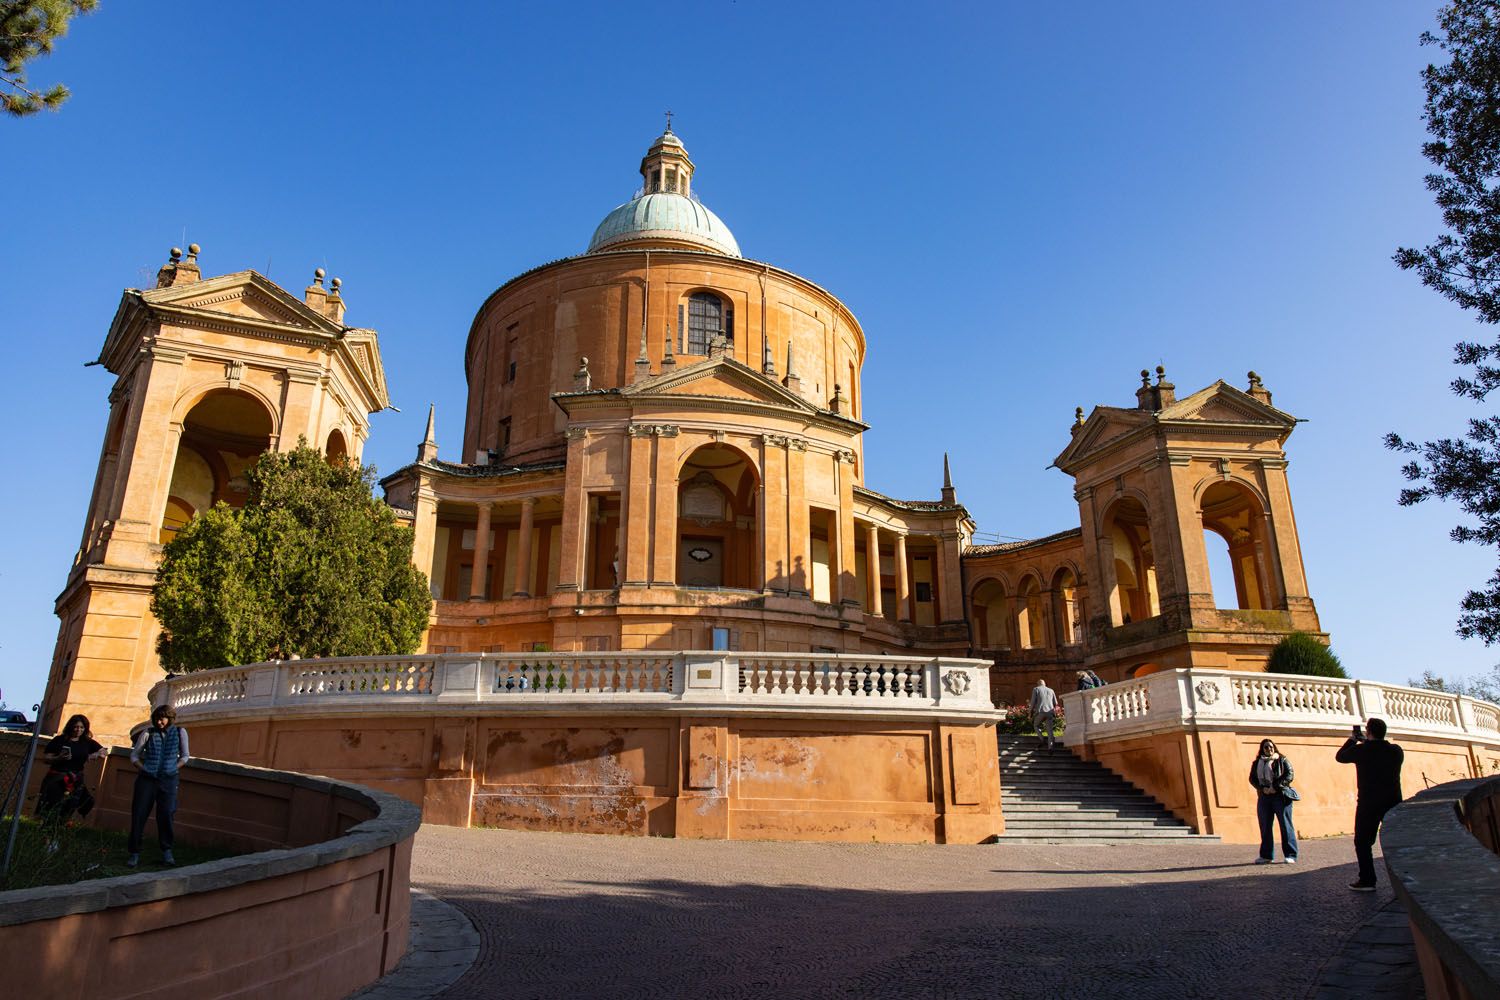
left=942, top=670, right=972, bottom=696
left=1195, top=680, right=1221, bottom=705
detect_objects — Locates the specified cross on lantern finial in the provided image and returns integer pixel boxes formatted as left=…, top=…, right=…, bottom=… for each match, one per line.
left=664, top=110, right=674, bottom=133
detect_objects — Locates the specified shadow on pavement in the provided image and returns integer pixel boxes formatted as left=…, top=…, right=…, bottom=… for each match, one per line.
left=423, top=864, right=1393, bottom=1000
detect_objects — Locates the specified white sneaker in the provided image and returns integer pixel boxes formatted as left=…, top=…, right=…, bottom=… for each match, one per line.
left=1283, top=857, right=1296, bottom=865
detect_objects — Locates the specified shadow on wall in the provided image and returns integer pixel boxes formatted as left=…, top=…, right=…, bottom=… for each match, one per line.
left=420, top=859, right=1388, bottom=997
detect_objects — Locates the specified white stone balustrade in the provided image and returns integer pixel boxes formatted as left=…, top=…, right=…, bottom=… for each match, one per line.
left=1061, top=669, right=1500, bottom=747
left=154, top=652, right=996, bottom=722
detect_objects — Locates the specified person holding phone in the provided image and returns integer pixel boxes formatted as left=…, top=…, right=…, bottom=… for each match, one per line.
left=37, top=713, right=106, bottom=831
left=1335, top=717, right=1404, bottom=891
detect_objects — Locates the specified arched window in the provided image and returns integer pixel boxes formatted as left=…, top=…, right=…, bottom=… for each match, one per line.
left=686, top=292, right=733, bottom=355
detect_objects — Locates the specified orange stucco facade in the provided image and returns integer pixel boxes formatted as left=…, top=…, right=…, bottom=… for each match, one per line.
left=179, top=708, right=1003, bottom=844
left=43, top=130, right=1323, bottom=740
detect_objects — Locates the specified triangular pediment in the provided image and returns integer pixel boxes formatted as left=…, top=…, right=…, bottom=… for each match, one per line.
left=141, top=271, right=340, bottom=334
left=621, top=355, right=821, bottom=413
left=1159, top=381, right=1297, bottom=427
left=1053, top=406, right=1152, bottom=471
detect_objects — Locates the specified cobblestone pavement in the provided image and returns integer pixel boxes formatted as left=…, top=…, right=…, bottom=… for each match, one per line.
left=407, top=826, right=1410, bottom=1000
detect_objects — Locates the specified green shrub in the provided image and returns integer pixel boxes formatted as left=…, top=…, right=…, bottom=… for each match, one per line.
left=1266, top=632, right=1347, bottom=678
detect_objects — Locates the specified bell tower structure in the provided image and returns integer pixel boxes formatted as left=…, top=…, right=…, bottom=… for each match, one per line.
left=45, top=247, right=389, bottom=738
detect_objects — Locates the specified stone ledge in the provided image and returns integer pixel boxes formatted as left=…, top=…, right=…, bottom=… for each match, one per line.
left=1381, top=776, right=1500, bottom=999
left=0, top=746, right=421, bottom=928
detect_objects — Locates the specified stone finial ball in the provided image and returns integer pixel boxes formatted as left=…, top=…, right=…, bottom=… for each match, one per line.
left=314, top=267, right=326, bottom=280
left=330, top=277, right=341, bottom=290
left=188, top=243, right=200, bottom=255
left=169, top=247, right=182, bottom=261
left=1156, top=365, right=1166, bottom=377
left=1140, top=369, right=1151, bottom=383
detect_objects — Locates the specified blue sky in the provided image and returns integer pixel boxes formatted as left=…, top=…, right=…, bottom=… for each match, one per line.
left=1, top=2, right=1491, bottom=711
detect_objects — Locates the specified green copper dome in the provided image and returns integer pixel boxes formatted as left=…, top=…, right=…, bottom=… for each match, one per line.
left=586, top=192, right=741, bottom=256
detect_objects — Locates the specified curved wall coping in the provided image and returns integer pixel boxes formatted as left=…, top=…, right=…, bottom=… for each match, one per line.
left=156, top=651, right=1001, bottom=727
left=1382, top=776, right=1500, bottom=998
left=1061, top=668, right=1500, bottom=747
left=0, top=747, right=421, bottom=928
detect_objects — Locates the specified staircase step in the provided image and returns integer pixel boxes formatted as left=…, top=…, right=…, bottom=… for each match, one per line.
left=996, top=742, right=1204, bottom=841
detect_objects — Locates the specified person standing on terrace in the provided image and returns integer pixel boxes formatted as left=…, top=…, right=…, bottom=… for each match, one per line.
left=1336, top=717, right=1403, bottom=892
left=126, top=704, right=190, bottom=868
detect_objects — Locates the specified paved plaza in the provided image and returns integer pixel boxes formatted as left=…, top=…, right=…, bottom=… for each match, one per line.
left=398, top=825, right=1417, bottom=1000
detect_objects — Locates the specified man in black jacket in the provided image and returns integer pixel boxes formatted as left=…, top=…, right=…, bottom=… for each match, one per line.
left=1334, top=717, right=1404, bottom=892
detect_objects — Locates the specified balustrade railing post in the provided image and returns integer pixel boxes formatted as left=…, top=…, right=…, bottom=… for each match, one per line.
left=436, top=655, right=480, bottom=703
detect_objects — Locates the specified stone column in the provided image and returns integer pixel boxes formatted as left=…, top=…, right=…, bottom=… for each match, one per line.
left=835, top=449, right=858, bottom=605
left=787, top=438, right=809, bottom=595
left=469, top=501, right=492, bottom=601
left=1167, top=456, right=1212, bottom=600
left=104, top=349, right=186, bottom=566
left=760, top=436, right=789, bottom=593
left=864, top=522, right=883, bottom=616
left=937, top=531, right=964, bottom=624
left=556, top=428, right=589, bottom=591
left=894, top=532, right=912, bottom=623
left=410, top=482, right=439, bottom=595
left=624, top=426, right=653, bottom=587
left=1258, top=458, right=1308, bottom=604
left=512, top=496, right=536, bottom=597
left=650, top=426, right=680, bottom=585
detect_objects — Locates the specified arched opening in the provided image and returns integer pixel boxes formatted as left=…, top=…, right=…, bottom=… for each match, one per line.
left=161, top=390, right=274, bottom=543
left=1200, top=481, right=1274, bottom=610
left=970, top=579, right=1009, bottom=649
left=1052, top=567, right=1082, bottom=646
left=1131, top=662, right=1166, bottom=678
left=1102, top=496, right=1159, bottom=626
left=1017, top=575, right=1049, bottom=649
left=678, top=443, right=758, bottom=589
left=326, top=428, right=348, bottom=463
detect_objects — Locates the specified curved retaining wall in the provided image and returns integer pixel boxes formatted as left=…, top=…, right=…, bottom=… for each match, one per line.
left=0, top=738, right=420, bottom=1000
left=1383, top=776, right=1500, bottom=1000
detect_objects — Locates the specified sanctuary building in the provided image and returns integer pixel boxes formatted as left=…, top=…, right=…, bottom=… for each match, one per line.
left=43, top=128, right=1323, bottom=738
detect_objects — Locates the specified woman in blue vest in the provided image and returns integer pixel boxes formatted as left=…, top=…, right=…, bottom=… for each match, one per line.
left=126, top=704, right=190, bottom=867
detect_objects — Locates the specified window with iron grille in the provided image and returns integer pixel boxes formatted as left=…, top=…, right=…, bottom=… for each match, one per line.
left=686, top=292, right=732, bottom=355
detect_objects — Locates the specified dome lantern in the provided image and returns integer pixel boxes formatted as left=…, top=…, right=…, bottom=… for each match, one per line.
left=587, top=124, right=741, bottom=257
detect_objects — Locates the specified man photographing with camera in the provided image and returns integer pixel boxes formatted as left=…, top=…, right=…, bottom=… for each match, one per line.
left=1335, top=717, right=1404, bottom=892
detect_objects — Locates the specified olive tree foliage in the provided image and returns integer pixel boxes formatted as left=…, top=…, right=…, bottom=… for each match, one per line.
left=1265, top=632, right=1348, bottom=679
left=1, top=1, right=96, bottom=116
left=152, top=443, right=432, bottom=672
left=1389, top=1, right=1500, bottom=644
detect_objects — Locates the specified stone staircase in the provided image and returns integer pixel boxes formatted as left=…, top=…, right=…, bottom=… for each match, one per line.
left=996, top=735, right=1220, bottom=845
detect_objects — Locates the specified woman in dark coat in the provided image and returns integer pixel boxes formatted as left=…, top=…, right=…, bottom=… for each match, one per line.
left=1248, top=738, right=1299, bottom=864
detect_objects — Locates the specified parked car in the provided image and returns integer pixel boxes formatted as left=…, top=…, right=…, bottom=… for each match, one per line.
left=0, top=710, right=31, bottom=732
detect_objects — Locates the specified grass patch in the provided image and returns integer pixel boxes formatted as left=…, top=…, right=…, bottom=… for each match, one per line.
left=0, top=816, right=239, bottom=891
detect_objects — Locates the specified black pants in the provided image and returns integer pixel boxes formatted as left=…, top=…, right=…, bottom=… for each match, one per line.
left=127, top=773, right=178, bottom=853
left=1353, top=799, right=1397, bottom=885
left=37, top=771, right=95, bottom=825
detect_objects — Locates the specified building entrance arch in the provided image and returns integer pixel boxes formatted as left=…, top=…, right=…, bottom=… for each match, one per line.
left=677, top=443, right=759, bottom=589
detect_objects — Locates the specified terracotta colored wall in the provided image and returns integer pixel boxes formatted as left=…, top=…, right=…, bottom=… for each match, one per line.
left=0, top=740, right=417, bottom=1000
left=1079, top=729, right=1494, bottom=843
left=185, top=710, right=1003, bottom=844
